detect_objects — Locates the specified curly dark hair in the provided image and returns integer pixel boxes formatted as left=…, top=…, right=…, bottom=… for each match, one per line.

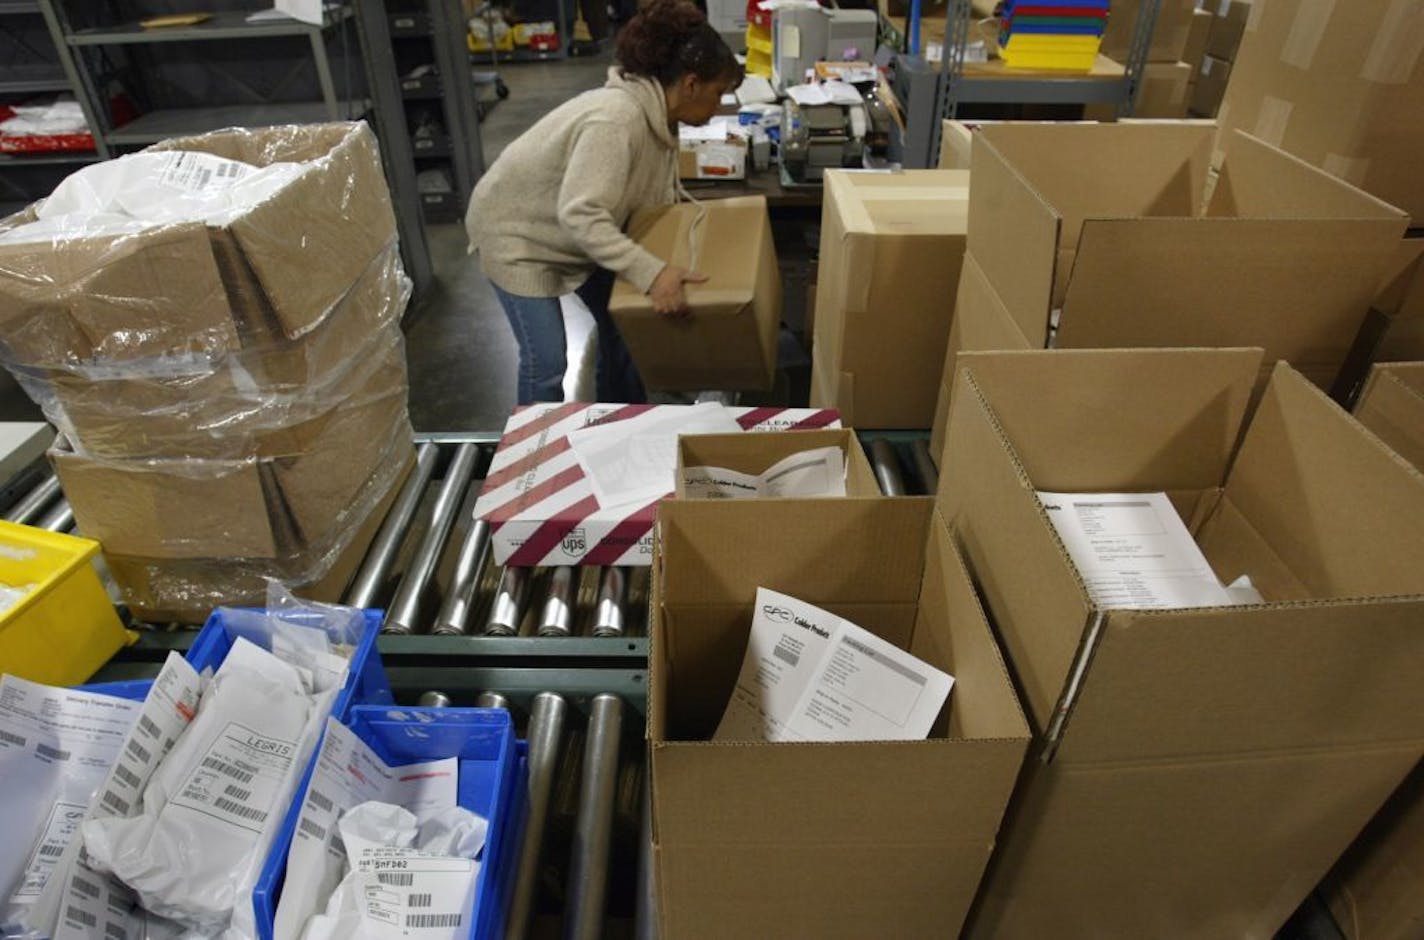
left=616, top=0, right=742, bottom=86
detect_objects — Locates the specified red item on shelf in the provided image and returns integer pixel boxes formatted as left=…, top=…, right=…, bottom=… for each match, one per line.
left=747, top=0, right=772, bottom=30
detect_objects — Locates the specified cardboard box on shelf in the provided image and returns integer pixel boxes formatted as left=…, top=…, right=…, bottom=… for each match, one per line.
left=609, top=195, right=781, bottom=392
left=107, top=448, right=416, bottom=625
left=472, top=402, right=842, bottom=567
left=810, top=170, right=969, bottom=428
left=1085, top=61, right=1192, bottom=120
left=1183, top=7, right=1212, bottom=70
left=0, top=123, right=397, bottom=370
left=52, top=355, right=412, bottom=560
left=651, top=494, right=1030, bottom=938
left=925, top=121, right=1410, bottom=461
left=1100, top=0, right=1196, bottom=64
left=1326, top=762, right=1424, bottom=940
left=1215, top=0, right=1424, bottom=223
left=675, top=429, right=880, bottom=498
left=939, top=348, right=1424, bottom=939
left=1188, top=54, right=1232, bottom=116
left=1204, top=0, right=1250, bottom=62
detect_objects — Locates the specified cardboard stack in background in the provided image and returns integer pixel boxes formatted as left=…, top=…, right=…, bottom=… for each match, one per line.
left=1323, top=361, right=1424, bottom=940
left=928, top=120, right=1409, bottom=464
left=0, top=123, right=416, bottom=622
left=1189, top=0, right=1252, bottom=117
left=809, top=170, right=969, bottom=428
left=1086, top=0, right=1198, bottom=119
left=610, top=195, right=781, bottom=392
left=651, top=473, right=1030, bottom=936
left=939, top=348, right=1424, bottom=939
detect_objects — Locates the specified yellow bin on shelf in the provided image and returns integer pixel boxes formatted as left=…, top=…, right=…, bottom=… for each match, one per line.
left=0, top=520, right=132, bottom=685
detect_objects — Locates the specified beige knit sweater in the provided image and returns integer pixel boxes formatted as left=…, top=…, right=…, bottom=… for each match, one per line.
left=466, top=69, right=677, bottom=298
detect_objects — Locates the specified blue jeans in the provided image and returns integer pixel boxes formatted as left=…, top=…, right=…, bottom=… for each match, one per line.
left=493, top=270, right=646, bottom=405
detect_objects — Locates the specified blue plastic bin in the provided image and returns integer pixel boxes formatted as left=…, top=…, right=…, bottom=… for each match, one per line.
left=79, top=605, right=391, bottom=940
left=267, top=706, right=525, bottom=940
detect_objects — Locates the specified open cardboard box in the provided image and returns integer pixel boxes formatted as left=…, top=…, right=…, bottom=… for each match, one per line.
left=936, top=348, right=1424, bottom=938
left=609, top=195, right=781, bottom=392
left=1353, top=362, right=1424, bottom=471
left=675, top=428, right=879, bottom=498
left=0, top=123, right=396, bottom=368
left=810, top=170, right=969, bottom=429
left=650, top=493, right=1031, bottom=938
left=929, top=121, right=1410, bottom=462
left=52, top=350, right=413, bottom=560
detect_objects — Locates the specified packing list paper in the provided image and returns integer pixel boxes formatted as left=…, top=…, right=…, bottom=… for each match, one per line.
left=715, top=588, right=953, bottom=743
left=1037, top=491, right=1237, bottom=609
left=569, top=403, right=743, bottom=511
left=0, top=676, right=141, bottom=915
left=682, top=446, right=847, bottom=499
left=272, top=719, right=459, bottom=940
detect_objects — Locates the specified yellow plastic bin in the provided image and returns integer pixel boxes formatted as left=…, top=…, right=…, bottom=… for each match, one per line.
left=0, top=520, right=132, bottom=685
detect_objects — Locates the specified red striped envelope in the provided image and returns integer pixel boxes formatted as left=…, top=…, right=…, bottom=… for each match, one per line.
left=474, top=403, right=842, bottom=566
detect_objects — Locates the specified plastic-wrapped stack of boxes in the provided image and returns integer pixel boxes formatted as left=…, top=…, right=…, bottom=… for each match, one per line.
left=0, top=123, right=416, bottom=622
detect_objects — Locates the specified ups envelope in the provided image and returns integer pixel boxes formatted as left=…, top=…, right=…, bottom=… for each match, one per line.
left=929, top=121, right=1409, bottom=463
left=649, top=493, right=1031, bottom=939
left=938, top=348, right=1424, bottom=939
left=610, top=195, right=781, bottom=392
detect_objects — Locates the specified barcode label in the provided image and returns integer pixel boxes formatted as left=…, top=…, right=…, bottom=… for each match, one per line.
left=71, top=876, right=101, bottom=900
left=378, top=872, right=414, bottom=887
left=202, top=756, right=255, bottom=784
left=37, top=743, right=70, bottom=761
left=408, top=894, right=433, bottom=908
left=40, top=843, right=65, bottom=858
left=0, top=730, right=24, bottom=747
left=101, top=791, right=131, bottom=815
left=138, top=716, right=161, bottom=738
left=66, top=906, right=98, bottom=929
left=105, top=922, right=127, bottom=939
left=125, top=739, right=151, bottom=764
left=307, top=789, right=334, bottom=813
left=114, top=763, right=142, bottom=789
left=224, top=784, right=252, bottom=802
left=214, top=797, right=267, bottom=823
left=298, top=817, right=327, bottom=840
left=405, top=914, right=462, bottom=929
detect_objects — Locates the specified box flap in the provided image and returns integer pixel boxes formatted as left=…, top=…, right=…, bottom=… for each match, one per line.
left=825, top=169, right=970, bottom=238
left=1204, top=362, right=1424, bottom=599
left=1355, top=362, right=1424, bottom=471
left=1209, top=130, right=1410, bottom=222
left=675, top=429, right=879, bottom=498
left=657, top=497, right=934, bottom=607
left=1058, top=218, right=1400, bottom=376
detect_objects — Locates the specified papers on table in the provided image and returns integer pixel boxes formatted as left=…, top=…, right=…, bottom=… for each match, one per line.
left=1037, top=491, right=1262, bottom=610
left=715, top=588, right=954, bottom=743
left=786, top=81, right=863, bottom=107
left=569, top=402, right=743, bottom=511
left=682, top=446, right=846, bottom=500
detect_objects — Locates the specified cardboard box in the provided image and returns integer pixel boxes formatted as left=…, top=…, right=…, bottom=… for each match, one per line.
left=1326, top=762, right=1424, bottom=940
left=0, top=123, right=397, bottom=370
left=1183, top=7, right=1212, bottom=69
left=1086, top=61, right=1192, bottom=120
left=1215, top=0, right=1424, bottom=223
left=1203, top=0, right=1250, bottom=62
left=940, top=348, right=1424, bottom=939
left=1100, top=0, right=1196, bottom=64
left=40, top=248, right=409, bottom=461
left=809, top=170, right=969, bottom=428
left=675, top=428, right=880, bottom=497
left=108, top=446, right=416, bottom=624
left=473, top=403, right=841, bottom=566
left=53, top=348, right=412, bottom=560
left=1353, top=361, right=1424, bottom=471
left=1188, top=54, right=1232, bottom=116
left=650, top=495, right=1030, bottom=938
left=926, top=121, right=1410, bottom=461
left=610, top=196, right=781, bottom=392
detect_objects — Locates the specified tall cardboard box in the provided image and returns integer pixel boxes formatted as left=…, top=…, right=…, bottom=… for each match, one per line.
left=1183, top=7, right=1212, bottom=70
left=1215, top=0, right=1424, bottom=223
left=810, top=170, right=969, bottom=428
left=1203, top=0, right=1251, bottom=62
left=1320, top=361, right=1424, bottom=940
left=609, top=195, right=781, bottom=392
left=1100, top=0, right=1196, bottom=64
left=651, top=495, right=1030, bottom=938
left=938, top=348, right=1424, bottom=939
left=927, top=120, right=1409, bottom=462
left=1188, top=54, right=1232, bottom=116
